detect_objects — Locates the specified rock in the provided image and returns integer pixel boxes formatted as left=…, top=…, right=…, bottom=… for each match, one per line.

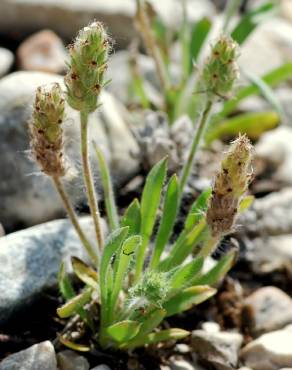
left=16, top=30, right=67, bottom=73
left=243, top=287, right=292, bottom=335
left=0, top=0, right=215, bottom=49
left=90, top=366, right=111, bottom=370
left=201, top=322, right=221, bottom=333
left=240, top=18, right=292, bottom=75
left=174, top=344, right=191, bottom=354
left=281, top=0, right=292, bottom=23
left=169, top=358, right=195, bottom=370
left=0, top=341, right=57, bottom=370
left=0, top=71, right=138, bottom=229
left=241, top=328, right=292, bottom=370
left=0, top=47, right=14, bottom=77
left=191, top=329, right=243, bottom=370
left=0, top=217, right=106, bottom=324
left=57, top=350, right=90, bottom=370
left=256, top=127, right=292, bottom=186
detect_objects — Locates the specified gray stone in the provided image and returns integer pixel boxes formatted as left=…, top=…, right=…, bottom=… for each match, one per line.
left=57, top=350, right=89, bottom=370
left=244, top=287, right=292, bottom=335
left=90, top=366, right=111, bottom=370
left=0, top=341, right=57, bottom=370
left=0, top=216, right=105, bottom=323
left=191, top=329, right=243, bottom=370
left=0, top=47, right=14, bottom=77
left=241, top=328, right=292, bottom=370
left=169, top=358, right=195, bottom=370
left=0, top=71, right=138, bottom=229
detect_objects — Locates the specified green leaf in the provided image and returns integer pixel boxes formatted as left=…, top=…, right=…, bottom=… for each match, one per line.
left=57, top=288, right=92, bottom=318
left=58, top=335, right=90, bottom=352
left=123, top=328, right=190, bottom=349
left=100, top=227, right=129, bottom=304
left=239, top=195, right=254, bottom=212
left=150, top=174, right=179, bottom=269
left=121, top=198, right=141, bottom=236
left=71, top=257, right=98, bottom=289
left=135, top=157, right=168, bottom=280
left=168, top=257, right=204, bottom=290
left=136, top=308, right=166, bottom=336
left=107, top=320, right=141, bottom=343
left=164, top=286, right=216, bottom=317
left=93, top=142, right=119, bottom=231
left=58, top=262, right=75, bottom=301
left=231, top=2, right=278, bottom=45
left=206, top=111, right=279, bottom=144
left=185, top=188, right=212, bottom=230
left=111, top=236, right=142, bottom=313
left=190, top=17, right=212, bottom=63
left=195, top=250, right=236, bottom=286
left=217, top=62, right=292, bottom=119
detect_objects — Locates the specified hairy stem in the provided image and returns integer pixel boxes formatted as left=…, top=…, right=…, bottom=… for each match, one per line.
left=80, top=111, right=104, bottom=251
left=179, top=99, right=213, bottom=192
left=136, top=0, right=170, bottom=95
left=52, top=175, right=98, bottom=265
left=199, top=234, right=221, bottom=258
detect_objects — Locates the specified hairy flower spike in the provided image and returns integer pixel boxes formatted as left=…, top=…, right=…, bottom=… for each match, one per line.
left=202, top=35, right=239, bottom=98
left=206, top=135, right=253, bottom=236
left=30, top=83, right=65, bottom=177
left=65, top=21, right=110, bottom=112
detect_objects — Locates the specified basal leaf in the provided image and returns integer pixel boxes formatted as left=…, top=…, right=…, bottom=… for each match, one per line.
left=121, top=198, right=141, bottom=236
left=58, top=335, right=90, bottom=352
left=107, top=320, right=141, bottom=343
left=57, top=288, right=92, bottom=318
left=58, top=262, right=75, bottom=301
left=168, top=257, right=204, bottom=290
left=71, top=257, right=98, bottom=289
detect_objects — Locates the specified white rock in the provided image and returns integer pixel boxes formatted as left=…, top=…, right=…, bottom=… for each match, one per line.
left=201, top=322, right=221, bottom=333
left=57, top=350, right=90, bottom=370
left=0, top=47, right=14, bottom=77
left=0, top=341, right=57, bottom=370
left=169, top=357, right=195, bottom=370
left=244, top=287, right=292, bottom=335
left=90, top=366, right=111, bottom=370
left=241, top=329, right=292, bottom=370
left=192, top=329, right=243, bottom=369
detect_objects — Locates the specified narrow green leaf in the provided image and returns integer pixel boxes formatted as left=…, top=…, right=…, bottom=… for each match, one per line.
left=195, top=250, right=236, bottom=286
left=107, top=320, right=141, bottom=343
left=150, top=174, right=179, bottom=269
left=58, top=262, right=75, bottom=301
left=164, top=286, right=216, bottom=316
left=121, top=198, right=141, bottom=236
left=58, top=335, right=90, bottom=352
left=231, top=2, right=278, bottom=44
left=190, top=17, right=212, bottom=63
left=168, top=257, right=204, bottom=290
left=217, top=62, right=292, bottom=119
left=57, top=289, right=92, bottom=318
left=123, top=328, right=189, bottom=349
left=71, top=257, right=98, bottom=289
left=185, top=188, right=212, bottom=230
left=206, top=111, right=279, bottom=144
left=93, top=142, right=119, bottom=231
left=136, top=308, right=166, bottom=337
left=239, top=195, right=254, bottom=212
left=111, top=236, right=142, bottom=313
left=135, top=157, right=168, bottom=280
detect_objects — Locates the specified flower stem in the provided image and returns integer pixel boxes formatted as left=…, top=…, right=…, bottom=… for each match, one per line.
left=198, top=234, right=221, bottom=258
left=80, top=111, right=104, bottom=251
left=179, top=99, right=213, bottom=192
left=52, top=175, right=99, bottom=265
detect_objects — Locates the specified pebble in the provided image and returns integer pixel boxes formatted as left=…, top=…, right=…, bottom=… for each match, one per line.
left=90, top=366, right=111, bottom=370
left=57, top=350, right=90, bottom=370
left=243, top=286, right=292, bottom=335
left=17, top=30, right=67, bottom=74
left=169, top=358, right=195, bottom=370
left=0, top=341, right=57, bottom=370
left=191, top=329, right=243, bottom=370
left=241, top=327, right=292, bottom=370
left=0, top=47, right=14, bottom=77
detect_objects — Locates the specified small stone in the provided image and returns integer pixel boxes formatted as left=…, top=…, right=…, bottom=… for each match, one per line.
left=0, top=341, right=57, bottom=370
left=0, top=47, right=14, bottom=77
left=169, top=357, right=195, bottom=370
left=57, top=350, right=89, bottom=370
left=241, top=329, right=292, bottom=370
left=17, top=30, right=67, bottom=74
left=90, top=366, right=111, bottom=370
left=191, top=330, right=243, bottom=370
left=175, top=344, right=191, bottom=354
left=201, top=322, right=221, bottom=333
left=243, top=287, right=292, bottom=335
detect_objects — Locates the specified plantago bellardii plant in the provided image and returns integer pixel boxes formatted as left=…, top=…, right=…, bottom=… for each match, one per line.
left=29, top=21, right=253, bottom=351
